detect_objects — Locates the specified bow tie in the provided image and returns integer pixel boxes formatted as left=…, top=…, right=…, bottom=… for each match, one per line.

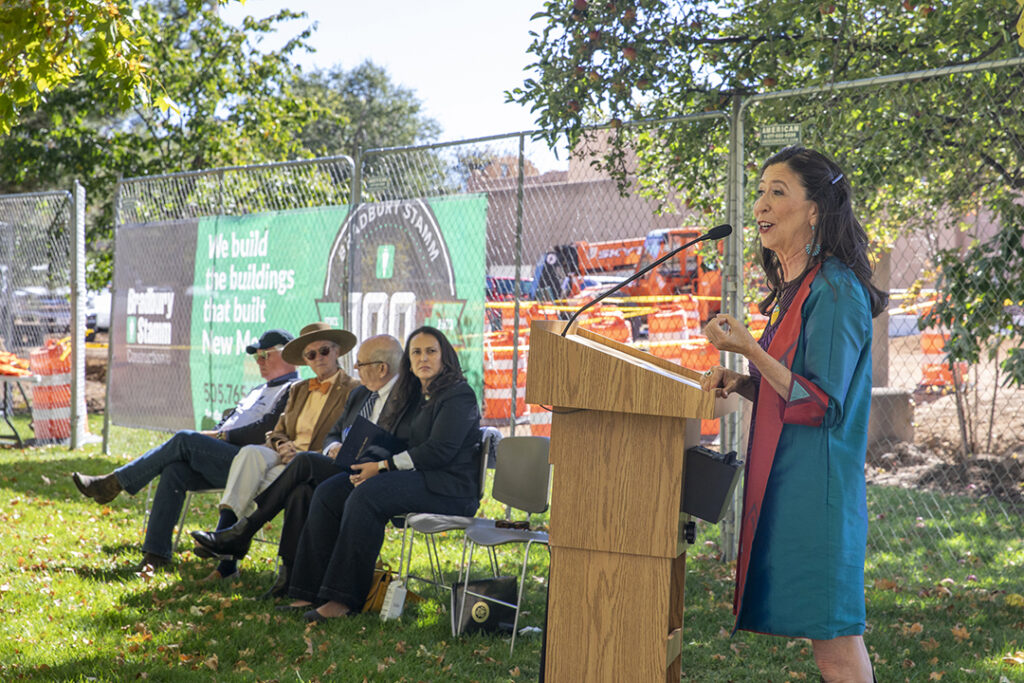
left=308, top=377, right=332, bottom=394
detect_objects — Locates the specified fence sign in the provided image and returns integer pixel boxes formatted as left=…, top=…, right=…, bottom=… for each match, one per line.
left=759, top=123, right=802, bottom=147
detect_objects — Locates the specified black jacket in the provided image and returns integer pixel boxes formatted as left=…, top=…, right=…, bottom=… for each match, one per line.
left=393, top=380, right=481, bottom=499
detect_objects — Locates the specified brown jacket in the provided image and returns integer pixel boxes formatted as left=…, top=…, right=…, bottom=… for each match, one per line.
left=266, top=369, right=360, bottom=452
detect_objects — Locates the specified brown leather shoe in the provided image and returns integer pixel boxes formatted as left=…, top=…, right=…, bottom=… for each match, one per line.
left=132, top=552, right=171, bottom=572
left=72, top=472, right=123, bottom=505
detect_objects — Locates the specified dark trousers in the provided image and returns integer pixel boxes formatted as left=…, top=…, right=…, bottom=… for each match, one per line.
left=115, top=430, right=240, bottom=559
left=247, top=451, right=343, bottom=566
left=288, top=470, right=477, bottom=611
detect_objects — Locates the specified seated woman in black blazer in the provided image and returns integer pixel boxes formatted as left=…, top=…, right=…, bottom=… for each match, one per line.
left=286, top=325, right=481, bottom=621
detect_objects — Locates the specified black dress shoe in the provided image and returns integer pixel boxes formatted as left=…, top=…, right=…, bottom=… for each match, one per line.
left=259, top=564, right=289, bottom=600
left=190, top=518, right=252, bottom=560
left=191, top=544, right=232, bottom=561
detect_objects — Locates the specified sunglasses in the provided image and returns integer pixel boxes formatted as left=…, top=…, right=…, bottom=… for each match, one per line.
left=354, top=360, right=384, bottom=370
left=495, top=519, right=530, bottom=530
left=304, top=346, right=335, bottom=361
left=254, top=347, right=281, bottom=360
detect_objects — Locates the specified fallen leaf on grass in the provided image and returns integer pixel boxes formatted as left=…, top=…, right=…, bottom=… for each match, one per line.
left=901, top=622, right=924, bottom=636
left=874, top=578, right=899, bottom=591
left=233, top=660, right=252, bottom=673
left=510, top=665, right=521, bottom=676
left=951, top=625, right=970, bottom=642
left=929, top=672, right=945, bottom=680
left=921, top=638, right=940, bottom=651
left=1005, top=593, right=1024, bottom=608
left=203, top=654, right=218, bottom=671
left=304, top=637, right=314, bottom=657
left=322, top=663, right=337, bottom=676
left=1002, top=651, right=1024, bottom=665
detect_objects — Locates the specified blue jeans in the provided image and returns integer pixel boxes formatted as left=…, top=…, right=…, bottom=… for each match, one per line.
left=115, top=430, right=240, bottom=559
left=289, top=470, right=477, bottom=609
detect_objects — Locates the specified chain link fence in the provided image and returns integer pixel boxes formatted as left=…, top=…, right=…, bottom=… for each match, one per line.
left=738, top=58, right=1024, bottom=562
left=103, top=57, right=1023, bottom=570
left=0, top=187, right=87, bottom=447
left=107, top=157, right=354, bottom=438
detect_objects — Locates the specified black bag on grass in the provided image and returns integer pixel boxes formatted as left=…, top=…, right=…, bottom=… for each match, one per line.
left=450, top=576, right=517, bottom=635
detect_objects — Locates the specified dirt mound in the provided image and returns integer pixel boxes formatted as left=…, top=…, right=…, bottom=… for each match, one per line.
left=867, top=440, right=1024, bottom=506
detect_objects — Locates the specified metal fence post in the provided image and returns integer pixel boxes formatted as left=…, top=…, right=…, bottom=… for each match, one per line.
left=510, top=134, right=527, bottom=436
left=718, top=95, right=747, bottom=562
left=70, top=180, right=87, bottom=449
left=102, top=177, right=122, bottom=455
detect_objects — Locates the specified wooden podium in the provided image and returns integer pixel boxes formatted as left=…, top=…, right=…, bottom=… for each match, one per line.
left=526, top=320, right=734, bottom=682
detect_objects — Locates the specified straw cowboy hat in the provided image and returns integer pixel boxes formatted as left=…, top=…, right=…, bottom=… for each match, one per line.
left=281, top=322, right=357, bottom=365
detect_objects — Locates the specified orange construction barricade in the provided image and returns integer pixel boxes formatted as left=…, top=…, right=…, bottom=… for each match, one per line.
left=919, top=328, right=968, bottom=389
left=30, top=339, right=72, bottom=443
left=483, top=338, right=528, bottom=420
left=529, top=405, right=552, bottom=437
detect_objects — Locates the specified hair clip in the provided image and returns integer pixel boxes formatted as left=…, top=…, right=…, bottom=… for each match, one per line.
left=830, top=172, right=844, bottom=185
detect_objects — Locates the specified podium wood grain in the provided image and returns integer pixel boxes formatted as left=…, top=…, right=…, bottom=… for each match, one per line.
left=526, top=321, right=721, bottom=682
left=546, top=548, right=687, bottom=683
left=549, top=408, right=697, bottom=558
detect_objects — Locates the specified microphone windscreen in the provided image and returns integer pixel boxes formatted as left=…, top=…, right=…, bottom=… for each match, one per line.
left=705, top=224, right=733, bottom=240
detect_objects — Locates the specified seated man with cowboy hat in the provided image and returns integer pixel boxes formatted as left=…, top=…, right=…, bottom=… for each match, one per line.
left=197, top=322, right=360, bottom=583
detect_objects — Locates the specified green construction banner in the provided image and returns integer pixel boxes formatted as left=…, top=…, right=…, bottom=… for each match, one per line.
left=182, top=197, right=487, bottom=430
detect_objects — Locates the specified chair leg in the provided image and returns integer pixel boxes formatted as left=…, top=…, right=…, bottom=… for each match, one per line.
left=510, top=539, right=544, bottom=655
left=425, top=534, right=445, bottom=587
left=141, top=480, right=154, bottom=535
left=454, top=539, right=478, bottom=637
left=397, top=518, right=413, bottom=582
left=171, top=490, right=194, bottom=555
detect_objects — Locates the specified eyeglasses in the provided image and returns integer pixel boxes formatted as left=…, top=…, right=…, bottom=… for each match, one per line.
left=254, top=346, right=282, bottom=361
left=303, top=346, right=335, bottom=361
left=354, top=360, right=384, bottom=371
left=493, top=520, right=532, bottom=532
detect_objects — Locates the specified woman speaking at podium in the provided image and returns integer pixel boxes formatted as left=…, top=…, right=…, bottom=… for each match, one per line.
left=701, top=146, right=887, bottom=682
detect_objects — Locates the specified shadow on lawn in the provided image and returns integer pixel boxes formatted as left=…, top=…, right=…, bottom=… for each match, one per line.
left=0, top=453, right=128, bottom=501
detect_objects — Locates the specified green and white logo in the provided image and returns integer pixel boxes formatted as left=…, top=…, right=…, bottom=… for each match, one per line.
left=375, top=244, right=396, bottom=279
left=125, top=317, right=136, bottom=344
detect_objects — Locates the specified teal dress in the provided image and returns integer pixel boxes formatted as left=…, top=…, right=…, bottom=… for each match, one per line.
left=736, top=258, right=872, bottom=640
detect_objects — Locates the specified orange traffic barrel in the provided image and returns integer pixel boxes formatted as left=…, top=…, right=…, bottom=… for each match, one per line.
left=29, top=339, right=72, bottom=443
left=482, top=339, right=528, bottom=420
left=529, top=405, right=551, bottom=437
left=919, top=328, right=968, bottom=388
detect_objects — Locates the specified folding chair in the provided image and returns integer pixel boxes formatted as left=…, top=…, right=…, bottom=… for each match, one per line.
left=455, top=435, right=551, bottom=654
left=396, top=426, right=501, bottom=595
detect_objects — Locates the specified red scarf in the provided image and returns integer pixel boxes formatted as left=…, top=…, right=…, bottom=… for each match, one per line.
left=733, top=264, right=821, bottom=624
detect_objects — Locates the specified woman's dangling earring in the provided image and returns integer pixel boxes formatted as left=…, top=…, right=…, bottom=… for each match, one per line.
left=805, top=223, right=821, bottom=256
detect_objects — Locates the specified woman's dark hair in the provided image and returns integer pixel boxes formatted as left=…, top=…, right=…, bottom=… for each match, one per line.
left=393, top=326, right=466, bottom=401
left=758, top=146, right=888, bottom=318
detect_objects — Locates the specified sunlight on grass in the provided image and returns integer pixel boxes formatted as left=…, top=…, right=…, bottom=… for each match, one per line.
left=1, top=421, right=1022, bottom=680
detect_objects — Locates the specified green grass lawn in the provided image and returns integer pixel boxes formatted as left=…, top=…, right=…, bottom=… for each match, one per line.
left=0, top=416, right=1022, bottom=681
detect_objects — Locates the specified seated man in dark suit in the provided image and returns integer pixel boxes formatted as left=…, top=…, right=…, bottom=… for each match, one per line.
left=191, top=333, right=409, bottom=598
left=71, top=328, right=299, bottom=571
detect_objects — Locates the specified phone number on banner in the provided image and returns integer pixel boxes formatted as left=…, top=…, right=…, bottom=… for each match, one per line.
left=202, top=382, right=247, bottom=406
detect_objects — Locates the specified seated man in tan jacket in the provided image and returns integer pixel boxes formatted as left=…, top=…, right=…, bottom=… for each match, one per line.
left=200, top=322, right=360, bottom=582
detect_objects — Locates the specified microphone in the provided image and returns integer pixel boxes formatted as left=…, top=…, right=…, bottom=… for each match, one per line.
left=560, top=224, right=733, bottom=337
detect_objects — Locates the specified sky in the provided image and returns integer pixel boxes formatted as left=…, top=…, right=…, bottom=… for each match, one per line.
left=220, top=0, right=564, bottom=170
